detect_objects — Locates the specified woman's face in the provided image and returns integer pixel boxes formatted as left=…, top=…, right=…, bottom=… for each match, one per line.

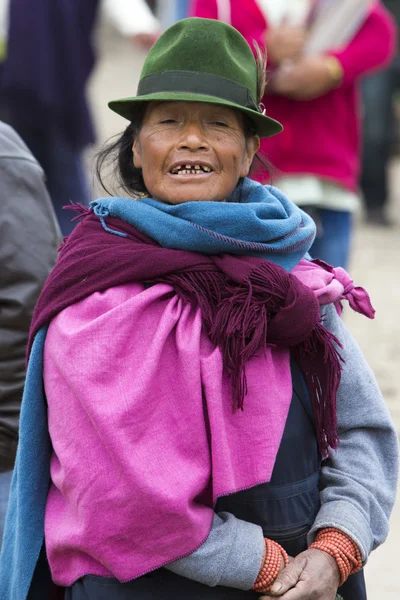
left=132, top=102, right=259, bottom=204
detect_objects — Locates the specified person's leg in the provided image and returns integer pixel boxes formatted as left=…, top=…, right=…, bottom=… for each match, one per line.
left=309, top=209, right=353, bottom=269
left=8, top=120, right=48, bottom=172
left=156, top=0, right=178, bottom=28
left=44, top=130, right=92, bottom=236
left=0, top=470, right=13, bottom=547
left=7, top=121, right=91, bottom=236
left=361, top=63, right=396, bottom=223
left=176, top=0, right=189, bottom=20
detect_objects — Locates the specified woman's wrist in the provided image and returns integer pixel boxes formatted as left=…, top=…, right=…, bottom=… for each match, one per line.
left=251, top=538, right=289, bottom=593
left=323, top=56, right=344, bottom=87
left=309, top=527, right=362, bottom=585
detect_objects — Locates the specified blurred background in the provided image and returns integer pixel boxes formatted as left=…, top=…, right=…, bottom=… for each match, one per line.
left=0, top=1, right=399, bottom=597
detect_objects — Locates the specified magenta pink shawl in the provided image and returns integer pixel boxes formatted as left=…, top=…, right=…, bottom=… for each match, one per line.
left=42, top=258, right=373, bottom=585
left=31, top=214, right=351, bottom=457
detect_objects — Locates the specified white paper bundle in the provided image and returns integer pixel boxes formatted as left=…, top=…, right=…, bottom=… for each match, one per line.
left=256, top=0, right=312, bottom=27
left=304, top=0, right=374, bottom=55
left=103, top=0, right=160, bottom=37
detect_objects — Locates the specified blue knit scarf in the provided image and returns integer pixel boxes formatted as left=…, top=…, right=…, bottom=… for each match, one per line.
left=90, top=178, right=316, bottom=272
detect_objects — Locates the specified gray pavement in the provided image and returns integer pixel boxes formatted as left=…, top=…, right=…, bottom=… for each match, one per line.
left=87, top=18, right=400, bottom=598
left=349, top=166, right=400, bottom=599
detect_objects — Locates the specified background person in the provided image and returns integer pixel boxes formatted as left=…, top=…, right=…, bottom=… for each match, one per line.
left=0, top=0, right=99, bottom=236
left=0, top=18, right=397, bottom=600
left=191, top=0, right=397, bottom=268
left=361, top=0, right=400, bottom=226
left=0, top=0, right=161, bottom=236
left=0, top=122, right=60, bottom=547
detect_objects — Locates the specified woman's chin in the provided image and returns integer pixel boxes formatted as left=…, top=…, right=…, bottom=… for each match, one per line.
left=153, top=178, right=229, bottom=204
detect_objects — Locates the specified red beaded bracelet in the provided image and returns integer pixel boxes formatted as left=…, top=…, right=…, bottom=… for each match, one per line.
left=251, top=538, right=289, bottom=593
left=309, top=527, right=362, bottom=586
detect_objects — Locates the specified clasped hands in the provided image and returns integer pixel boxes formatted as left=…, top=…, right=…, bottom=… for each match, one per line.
left=266, top=26, right=339, bottom=100
left=260, top=548, right=341, bottom=600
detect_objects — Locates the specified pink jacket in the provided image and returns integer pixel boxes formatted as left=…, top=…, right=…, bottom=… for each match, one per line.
left=191, top=0, right=397, bottom=191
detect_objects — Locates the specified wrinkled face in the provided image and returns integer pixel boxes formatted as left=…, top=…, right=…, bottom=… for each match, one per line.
left=132, top=102, right=259, bottom=204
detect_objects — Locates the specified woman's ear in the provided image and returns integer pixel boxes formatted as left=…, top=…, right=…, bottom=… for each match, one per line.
left=240, top=135, right=260, bottom=178
left=132, top=138, right=143, bottom=169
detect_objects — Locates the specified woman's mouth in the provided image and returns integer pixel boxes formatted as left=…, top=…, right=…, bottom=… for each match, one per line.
left=169, top=163, right=213, bottom=176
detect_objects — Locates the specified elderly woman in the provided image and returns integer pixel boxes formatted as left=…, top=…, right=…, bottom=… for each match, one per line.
left=0, top=17, right=397, bottom=600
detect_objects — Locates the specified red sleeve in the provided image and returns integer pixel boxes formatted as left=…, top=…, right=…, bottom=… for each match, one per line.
left=328, top=3, right=397, bottom=86
left=190, top=0, right=218, bottom=19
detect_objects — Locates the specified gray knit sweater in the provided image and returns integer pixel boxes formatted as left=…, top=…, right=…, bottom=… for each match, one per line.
left=165, top=303, right=399, bottom=589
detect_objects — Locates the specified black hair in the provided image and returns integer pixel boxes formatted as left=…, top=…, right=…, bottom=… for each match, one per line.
left=95, top=104, right=148, bottom=197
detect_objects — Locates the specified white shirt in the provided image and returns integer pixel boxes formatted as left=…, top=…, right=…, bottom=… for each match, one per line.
left=276, top=176, right=360, bottom=212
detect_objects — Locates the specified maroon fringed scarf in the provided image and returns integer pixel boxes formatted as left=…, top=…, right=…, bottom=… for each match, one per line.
left=30, top=212, right=342, bottom=456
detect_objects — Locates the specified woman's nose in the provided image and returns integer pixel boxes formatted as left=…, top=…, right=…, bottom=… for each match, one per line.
left=178, top=123, right=209, bottom=150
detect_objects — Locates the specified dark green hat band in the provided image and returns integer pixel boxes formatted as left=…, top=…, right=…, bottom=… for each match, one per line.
left=137, top=71, right=260, bottom=113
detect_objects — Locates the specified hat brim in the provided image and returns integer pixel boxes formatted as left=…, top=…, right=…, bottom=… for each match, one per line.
left=108, top=92, right=283, bottom=138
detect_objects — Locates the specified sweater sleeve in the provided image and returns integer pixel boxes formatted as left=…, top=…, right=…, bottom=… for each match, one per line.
left=307, top=304, right=399, bottom=561
left=328, top=3, right=397, bottom=86
left=165, top=511, right=264, bottom=589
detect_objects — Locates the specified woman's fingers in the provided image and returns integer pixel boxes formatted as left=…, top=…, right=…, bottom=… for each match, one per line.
left=268, top=555, right=307, bottom=595
left=260, top=549, right=340, bottom=600
left=270, top=581, right=316, bottom=599
left=260, top=580, right=311, bottom=600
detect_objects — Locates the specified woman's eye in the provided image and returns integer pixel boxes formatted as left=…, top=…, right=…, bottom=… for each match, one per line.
left=160, top=119, right=178, bottom=124
left=212, top=121, right=228, bottom=127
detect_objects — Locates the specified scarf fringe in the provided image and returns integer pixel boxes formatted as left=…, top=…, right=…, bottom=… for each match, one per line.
left=159, top=261, right=342, bottom=456
left=63, top=202, right=92, bottom=221
left=293, top=323, right=343, bottom=457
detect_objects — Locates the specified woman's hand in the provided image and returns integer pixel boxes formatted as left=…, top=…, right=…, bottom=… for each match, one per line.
left=260, top=548, right=340, bottom=599
left=271, top=56, right=342, bottom=100
left=265, top=26, right=307, bottom=66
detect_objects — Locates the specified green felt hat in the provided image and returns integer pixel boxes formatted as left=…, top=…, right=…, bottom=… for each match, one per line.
left=108, top=18, right=283, bottom=138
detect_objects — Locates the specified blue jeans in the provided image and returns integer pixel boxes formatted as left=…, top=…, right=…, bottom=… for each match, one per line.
left=8, top=122, right=91, bottom=236
left=361, top=55, right=400, bottom=211
left=0, top=470, right=12, bottom=549
left=158, top=0, right=189, bottom=27
left=176, top=0, right=189, bottom=19
left=308, top=208, right=353, bottom=269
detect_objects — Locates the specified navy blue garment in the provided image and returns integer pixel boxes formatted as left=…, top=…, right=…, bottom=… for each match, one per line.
left=2, top=0, right=99, bottom=150
left=64, top=362, right=366, bottom=600
left=0, top=0, right=99, bottom=235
